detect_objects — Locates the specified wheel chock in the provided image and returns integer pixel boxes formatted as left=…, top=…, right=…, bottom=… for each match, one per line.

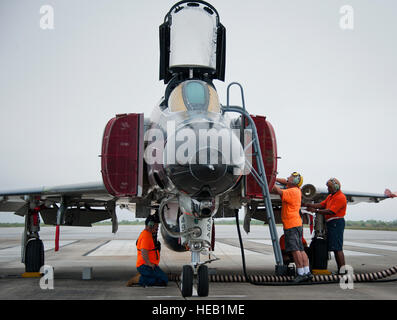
left=312, top=269, right=332, bottom=275
left=21, top=272, right=42, bottom=278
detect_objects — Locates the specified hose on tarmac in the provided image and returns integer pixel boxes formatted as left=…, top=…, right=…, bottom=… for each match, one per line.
left=167, top=212, right=397, bottom=285
left=167, top=268, right=397, bottom=285
left=232, top=210, right=397, bottom=286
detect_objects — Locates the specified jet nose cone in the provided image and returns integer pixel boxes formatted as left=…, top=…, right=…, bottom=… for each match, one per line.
left=189, top=148, right=227, bottom=183
left=163, top=124, right=245, bottom=196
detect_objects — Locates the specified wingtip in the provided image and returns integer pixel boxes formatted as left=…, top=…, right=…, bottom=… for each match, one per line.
left=384, top=189, right=397, bottom=198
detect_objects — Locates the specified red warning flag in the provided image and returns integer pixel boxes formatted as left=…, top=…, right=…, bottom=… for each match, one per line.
left=309, top=215, right=314, bottom=234
left=55, top=225, right=60, bottom=251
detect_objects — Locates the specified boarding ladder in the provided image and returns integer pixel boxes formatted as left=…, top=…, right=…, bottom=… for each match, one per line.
left=222, top=82, right=285, bottom=275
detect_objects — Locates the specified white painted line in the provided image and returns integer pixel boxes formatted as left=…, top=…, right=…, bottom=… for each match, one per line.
left=378, top=241, right=397, bottom=245
left=214, top=242, right=261, bottom=256
left=332, top=250, right=379, bottom=257
left=88, top=240, right=269, bottom=257
left=249, top=239, right=273, bottom=246
left=43, top=240, right=77, bottom=251
left=87, top=240, right=136, bottom=256
left=249, top=240, right=380, bottom=256
left=344, top=241, right=397, bottom=252
left=0, top=247, right=22, bottom=259
left=0, top=241, right=76, bottom=258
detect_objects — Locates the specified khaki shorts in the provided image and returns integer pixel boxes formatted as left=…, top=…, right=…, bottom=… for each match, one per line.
left=284, top=226, right=304, bottom=252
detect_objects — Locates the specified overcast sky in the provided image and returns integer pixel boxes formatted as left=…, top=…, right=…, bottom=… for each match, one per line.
left=0, top=0, right=396, bottom=222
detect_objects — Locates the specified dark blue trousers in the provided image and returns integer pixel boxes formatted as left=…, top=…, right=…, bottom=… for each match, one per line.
left=137, top=264, right=168, bottom=287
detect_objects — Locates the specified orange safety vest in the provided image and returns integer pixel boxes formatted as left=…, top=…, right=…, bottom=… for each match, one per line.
left=136, top=229, right=160, bottom=267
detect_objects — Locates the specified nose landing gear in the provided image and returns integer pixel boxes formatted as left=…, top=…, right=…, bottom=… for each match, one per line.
left=180, top=247, right=217, bottom=297
left=180, top=263, right=210, bottom=298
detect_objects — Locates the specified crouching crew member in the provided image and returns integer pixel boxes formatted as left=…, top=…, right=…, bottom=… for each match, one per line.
left=280, top=234, right=308, bottom=266
left=303, top=178, right=347, bottom=274
left=272, top=172, right=312, bottom=282
left=136, top=213, right=168, bottom=287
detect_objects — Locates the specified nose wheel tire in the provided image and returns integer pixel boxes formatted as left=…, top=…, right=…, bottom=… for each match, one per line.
left=25, top=239, right=44, bottom=272
left=181, top=265, right=194, bottom=297
left=197, top=264, right=209, bottom=297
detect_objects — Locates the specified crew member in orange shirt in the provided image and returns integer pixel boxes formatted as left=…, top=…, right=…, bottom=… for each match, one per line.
left=135, top=213, right=168, bottom=287
left=272, top=172, right=312, bottom=282
left=303, top=178, right=347, bottom=274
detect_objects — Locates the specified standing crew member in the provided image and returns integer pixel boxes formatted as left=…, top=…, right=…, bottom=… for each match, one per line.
left=135, top=213, right=168, bottom=287
left=272, top=172, right=312, bottom=282
left=303, top=178, right=347, bottom=274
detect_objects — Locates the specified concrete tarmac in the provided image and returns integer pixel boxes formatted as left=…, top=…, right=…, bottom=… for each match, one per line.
left=0, top=225, right=396, bottom=300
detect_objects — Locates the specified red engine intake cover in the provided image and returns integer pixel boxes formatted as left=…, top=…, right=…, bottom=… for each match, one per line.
left=101, top=113, right=144, bottom=197
left=245, top=115, right=278, bottom=198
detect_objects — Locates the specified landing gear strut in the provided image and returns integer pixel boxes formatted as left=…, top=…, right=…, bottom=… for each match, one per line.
left=166, top=209, right=216, bottom=298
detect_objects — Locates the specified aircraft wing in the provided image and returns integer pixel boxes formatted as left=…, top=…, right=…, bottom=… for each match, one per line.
left=0, top=181, right=124, bottom=230
left=0, top=181, right=112, bottom=213
left=301, top=183, right=394, bottom=205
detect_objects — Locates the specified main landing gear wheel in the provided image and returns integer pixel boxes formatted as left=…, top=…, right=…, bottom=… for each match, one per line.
left=181, top=265, right=194, bottom=297
left=25, top=239, right=44, bottom=272
left=197, top=264, right=209, bottom=297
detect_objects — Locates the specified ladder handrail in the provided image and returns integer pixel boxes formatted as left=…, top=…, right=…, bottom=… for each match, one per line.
left=222, top=104, right=283, bottom=267
left=227, top=82, right=246, bottom=111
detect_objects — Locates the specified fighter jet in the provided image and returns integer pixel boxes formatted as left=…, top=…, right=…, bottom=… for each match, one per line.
left=0, top=1, right=394, bottom=297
